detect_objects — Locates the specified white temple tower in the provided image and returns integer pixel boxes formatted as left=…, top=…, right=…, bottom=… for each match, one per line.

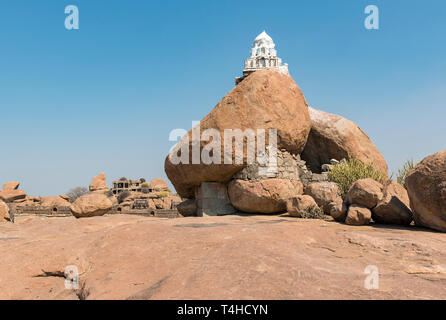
left=236, top=31, right=289, bottom=85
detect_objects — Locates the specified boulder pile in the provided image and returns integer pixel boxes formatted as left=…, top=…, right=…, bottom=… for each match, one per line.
left=166, top=68, right=389, bottom=218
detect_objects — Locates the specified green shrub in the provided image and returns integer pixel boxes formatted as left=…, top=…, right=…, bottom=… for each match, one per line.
left=158, top=191, right=169, bottom=198
left=141, top=182, right=150, bottom=188
left=328, top=157, right=386, bottom=198
left=396, top=159, right=417, bottom=186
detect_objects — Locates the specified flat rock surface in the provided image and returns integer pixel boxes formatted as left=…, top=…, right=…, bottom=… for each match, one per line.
left=1, top=214, right=446, bottom=299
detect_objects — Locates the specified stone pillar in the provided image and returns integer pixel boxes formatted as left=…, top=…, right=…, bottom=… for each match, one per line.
left=195, top=182, right=236, bottom=217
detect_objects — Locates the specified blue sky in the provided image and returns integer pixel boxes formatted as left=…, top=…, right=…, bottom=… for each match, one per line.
left=0, top=0, right=445, bottom=196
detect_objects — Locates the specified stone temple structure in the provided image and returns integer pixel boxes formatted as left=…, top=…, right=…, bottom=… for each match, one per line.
left=235, top=31, right=289, bottom=85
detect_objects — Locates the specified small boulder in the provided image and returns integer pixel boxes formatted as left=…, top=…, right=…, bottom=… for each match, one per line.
left=0, top=201, right=10, bottom=222
left=328, top=198, right=348, bottom=222
left=150, top=178, right=169, bottom=192
left=304, top=182, right=341, bottom=214
left=70, top=192, right=113, bottom=218
left=286, top=195, right=319, bottom=218
left=405, top=150, right=446, bottom=232
left=346, top=178, right=383, bottom=209
left=345, top=204, right=372, bottom=226
left=372, top=180, right=413, bottom=225
left=59, top=194, right=70, bottom=201
left=3, top=182, right=19, bottom=191
left=89, top=173, right=107, bottom=192
left=228, top=178, right=304, bottom=214
left=177, top=199, right=197, bottom=217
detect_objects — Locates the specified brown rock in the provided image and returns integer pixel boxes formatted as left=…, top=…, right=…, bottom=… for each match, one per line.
left=3, top=181, right=19, bottom=191
left=304, top=182, right=341, bottom=214
left=59, top=194, right=70, bottom=201
left=405, top=150, right=446, bottom=232
left=0, top=189, right=26, bottom=203
left=372, top=180, right=413, bottom=225
left=286, top=195, right=319, bottom=217
left=40, top=196, right=71, bottom=207
left=149, top=178, right=169, bottom=192
left=345, top=204, right=372, bottom=225
left=0, top=201, right=10, bottom=222
left=329, top=198, right=348, bottom=222
left=89, top=173, right=107, bottom=192
left=228, top=178, right=303, bottom=214
left=301, top=107, right=388, bottom=178
left=165, top=69, right=311, bottom=198
left=70, top=192, right=113, bottom=218
left=177, top=199, right=197, bottom=217
left=346, top=178, right=383, bottom=209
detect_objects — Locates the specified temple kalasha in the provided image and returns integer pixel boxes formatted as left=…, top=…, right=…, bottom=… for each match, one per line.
left=235, top=30, right=289, bottom=85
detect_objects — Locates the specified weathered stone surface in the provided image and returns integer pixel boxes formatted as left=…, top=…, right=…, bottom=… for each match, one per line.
left=329, top=198, right=348, bottom=222
left=304, top=182, right=341, bottom=214
left=165, top=69, right=311, bottom=198
left=405, top=150, right=446, bottom=232
left=177, top=199, right=197, bottom=217
left=0, top=201, right=10, bottom=222
left=2, top=215, right=446, bottom=299
left=40, top=196, right=71, bottom=208
left=286, top=195, right=319, bottom=217
left=59, top=194, right=70, bottom=201
left=149, top=178, right=169, bottom=192
left=3, top=182, right=19, bottom=191
left=196, top=182, right=236, bottom=216
left=228, top=178, right=303, bottom=214
left=0, top=189, right=26, bottom=203
left=372, top=180, right=413, bottom=225
left=89, top=173, right=107, bottom=192
left=301, top=107, right=388, bottom=178
left=345, top=204, right=372, bottom=226
left=70, top=192, right=113, bottom=218
left=346, top=178, right=383, bottom=209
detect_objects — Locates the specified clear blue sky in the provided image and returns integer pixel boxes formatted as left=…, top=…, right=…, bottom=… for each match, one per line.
left=0, top=0, right=445, bottom=196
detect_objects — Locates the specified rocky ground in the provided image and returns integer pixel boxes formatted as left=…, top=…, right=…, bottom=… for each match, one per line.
left=1, top=214, right=446, bottom=300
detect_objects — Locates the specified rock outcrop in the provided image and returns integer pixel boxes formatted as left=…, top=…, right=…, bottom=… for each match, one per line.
left=3, top=182, right=19, bottom=191
left=301, top=107, right=388, bottom=178
left=304, top=182, right=341, bottom=214
left=165, top=69, right=311, bottom=198
left=228, top=178, right=303, bottom=214
left=346, top=178, right=383, bottom=209
left=405, top=150, right=446, bottom=232
left=0, top=189, right=26, bottom=203
left=70, top=192, right=114, bottom=218
left=89, top=173, right=107, bottom=192
left=372, top=180, right=413, bottom=225
left=328, top=197, right=348, bottom=222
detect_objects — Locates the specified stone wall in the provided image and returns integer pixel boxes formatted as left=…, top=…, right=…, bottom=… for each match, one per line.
left=9, top=204, right=72, bottom=222
left=195, top=182, right=236, bottom=217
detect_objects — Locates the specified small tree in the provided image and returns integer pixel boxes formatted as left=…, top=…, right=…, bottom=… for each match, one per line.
left=117, top=190, right=131, bottom=204
left=66, top=186, right=89, bottom=203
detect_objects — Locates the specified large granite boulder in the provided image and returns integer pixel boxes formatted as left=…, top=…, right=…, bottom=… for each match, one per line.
left=70, top=192, right=114, bottom=218
left=405, top=150, right=446, bottom=232
left=89, top=173, right=107, bottom=192
left=228, top=178, right=303, bottom=214
left=177, top=199, right=197, bottom=217
left=329, top=198, right=348, bottom=222
left=165, top=69, right=311, bottom=198
left=372, top=180, right=413, bottom=225
left=301, top=107, right=388, bottom=178
left=346, top=178, right=383, bottom=209
left=40, top=196, right=71, bottom=208
left=149, top=178, right=169, bottom=192
left=3, top=182, right=19, bottom=191
left=304, top=181, right=341, bottom=214
left=0, top=201, right=10, bottom=222
left=0, top=189, right=26, bottom=203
